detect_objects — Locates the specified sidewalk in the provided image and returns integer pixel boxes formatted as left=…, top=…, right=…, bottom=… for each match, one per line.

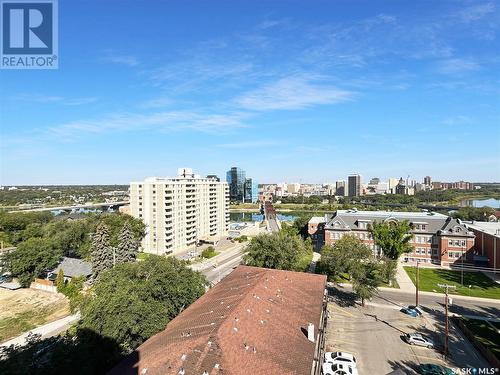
left=395, top=261, right=415, bottom=293
left=0, top=313, right=80, bottom=349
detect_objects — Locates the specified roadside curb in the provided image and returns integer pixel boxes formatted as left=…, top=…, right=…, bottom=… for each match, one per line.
left=377, top=287, right=500, bottom=304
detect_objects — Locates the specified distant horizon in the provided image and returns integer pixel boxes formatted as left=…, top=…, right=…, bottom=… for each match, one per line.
left=1, top=1, right=499, bottom=184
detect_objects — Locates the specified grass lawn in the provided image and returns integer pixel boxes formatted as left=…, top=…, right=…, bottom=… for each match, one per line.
left=404, top=267, right=500, bottom=299
left=296, top=251, right=314, bottom=272
left=459, top=317, right=500, bottom=360
left=0, top=289, right=70, bottom=342
left=136, top=252, right=150, bottom=261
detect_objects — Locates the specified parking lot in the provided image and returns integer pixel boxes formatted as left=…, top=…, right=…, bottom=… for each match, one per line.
left=324, top=289, right=490, bottom=374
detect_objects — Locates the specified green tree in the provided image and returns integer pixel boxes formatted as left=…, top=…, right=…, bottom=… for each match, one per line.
left=376, top=257, right=398, bottom=286
left=115, top=221, right=139, bottom=264
left=317, top=235, right=372, bottom=281
left=0, top=212, right=53, bottom=233
left=89, top=223, right=114, bottom=281
left=56, top=268, right=65, bottom=293
left=43, top=219, right=90, bottom=258
left=80, top=256, right=208, bottom=351
left=243, top=232, right=312, bottom=271
left=452, top=206, right=495, bottom=221
left=351, top=261, right=379, bottom=306
left=4, top=237, right=62, bottom=287
left=369, top=220, right=413, bottom=260
left=201, top=246, right=217, bottom=258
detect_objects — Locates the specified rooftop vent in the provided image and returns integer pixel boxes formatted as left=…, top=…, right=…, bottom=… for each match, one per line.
left=307, top=323, right=315, bottom=342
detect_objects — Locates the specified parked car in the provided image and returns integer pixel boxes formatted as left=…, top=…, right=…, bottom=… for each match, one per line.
left=324, top=352, right=357, bottom=368
left=322, top=362, right=358, bottom=375
left=400, top=307, right=418, bottom=317
left=0, top=274, right=12, bottom=283
left=407, top=305, right=423, bottom=316
left=417, top=363, right=454, bottom=375
left=404, top=333, right=434, bottom=348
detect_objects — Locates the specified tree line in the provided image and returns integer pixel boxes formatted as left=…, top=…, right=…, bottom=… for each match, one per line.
left=0, top=212, right=208, bottom=374
left=0, top=212, right=146, bottom=286
left=243, top=216, right=414, bottom=306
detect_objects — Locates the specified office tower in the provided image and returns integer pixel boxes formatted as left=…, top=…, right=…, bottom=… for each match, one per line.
left=130, top=168, right=229, bottom=255
left=424, top=176, right=431, bottom=186
left=244, top=177, right=258, bottom=203
left=335, top=180, right=346, bottom=196
left=226, top=167, right=246, bottom=202
left=348, top=174, right=362, bottom=197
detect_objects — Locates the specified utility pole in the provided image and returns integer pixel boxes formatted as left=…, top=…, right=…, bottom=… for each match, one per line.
left=438, top=283, right=456, bottom=357
left=415, top=261, right=419, bottom=307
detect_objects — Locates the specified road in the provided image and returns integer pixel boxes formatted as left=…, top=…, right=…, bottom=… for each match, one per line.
left=201, top=251, right=244, bottom=283
left=370, top=287, right=500, bottom=319
left=263, top=201, right=280, bottom=232
left=0, top=313, right=80, bottom=349
left=329, top=285, right=497, bottom=372
left=8, top=201, right=128, bottom=213
left=189, top=244, right=246, bottom=284
left=334, top=284, right=500, bottom=319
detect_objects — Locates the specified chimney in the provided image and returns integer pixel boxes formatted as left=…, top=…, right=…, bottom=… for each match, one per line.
left=307, top=323, right=315, bottom=342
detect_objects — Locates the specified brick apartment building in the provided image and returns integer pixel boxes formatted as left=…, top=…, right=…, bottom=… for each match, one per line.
left=310, top=209, right=475, bottom=267
left=465, top=221, right=500, bottom=272
left=110, top=266, right=327, bottom=375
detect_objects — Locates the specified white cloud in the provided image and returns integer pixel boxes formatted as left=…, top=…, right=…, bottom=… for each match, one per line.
left=442, top=115, right=472, bottom=126
left=47, top=111, right=248, bottom=140
left=235, top=76, right=355, bottom=111
left=140, top=97, right=174, bottom=108
left=16, top=95, right=98, bottom=106
left=217, top=140, right=283, bottom=149
left=454, top=2, right=495, bottom=23
left=255, top=18, right=291, bottom=30
left=437, top=58, right=481, bottom=75
left=102, top=54, right=139, bottom=67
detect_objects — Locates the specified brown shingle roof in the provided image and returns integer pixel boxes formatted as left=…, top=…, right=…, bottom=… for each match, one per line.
left=109, top=265, right=327, bottom=375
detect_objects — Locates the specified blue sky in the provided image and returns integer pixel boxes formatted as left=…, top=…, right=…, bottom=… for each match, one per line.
left=1, top=0, right=499, bottom=185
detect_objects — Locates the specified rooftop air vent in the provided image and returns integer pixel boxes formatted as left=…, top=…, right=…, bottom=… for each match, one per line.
left=307, top=323, right=315, bottom=342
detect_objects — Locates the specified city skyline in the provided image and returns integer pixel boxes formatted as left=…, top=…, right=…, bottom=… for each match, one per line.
left=1, top=1, right=499, bottom=184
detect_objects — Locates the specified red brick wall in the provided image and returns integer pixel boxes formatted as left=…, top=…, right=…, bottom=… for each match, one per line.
left=439, top=237, right=474, bottom=266
left=471, top=228, right=500, bottom=269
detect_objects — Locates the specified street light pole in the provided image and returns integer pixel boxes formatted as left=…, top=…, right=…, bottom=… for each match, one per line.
left=461, top=247, right=464, bottom=285
left=438, top=283, right=456, bottom=358
left=415, top=261, right=419, bottom=307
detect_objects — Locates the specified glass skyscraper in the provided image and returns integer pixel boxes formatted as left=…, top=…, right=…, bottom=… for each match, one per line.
left=226, top=167, right=246, bottom=202
left=226, top=167, right=258, bottom=203
left=244, top=178, right=258, bottom=203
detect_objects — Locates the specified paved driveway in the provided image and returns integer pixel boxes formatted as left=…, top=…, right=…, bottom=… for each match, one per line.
left=324, top=288, right=490, bottom=374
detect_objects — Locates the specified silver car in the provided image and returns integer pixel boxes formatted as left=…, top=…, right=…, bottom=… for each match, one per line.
left=404, top=333, right=434, bottom=348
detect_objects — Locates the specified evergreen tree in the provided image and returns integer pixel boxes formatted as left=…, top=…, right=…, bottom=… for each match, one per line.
left=115, top=221, right=139, bottom=264
left=90, top=223, right=113, bottom=281
left=56, top=268, right=65, bottom=294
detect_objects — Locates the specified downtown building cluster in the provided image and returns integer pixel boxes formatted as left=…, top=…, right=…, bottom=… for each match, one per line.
left=260, top=175, right=476, bottom=199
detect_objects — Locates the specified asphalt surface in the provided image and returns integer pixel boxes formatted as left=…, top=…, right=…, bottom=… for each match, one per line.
left=371, top=287, right=500, bottom=320
left=327, top=286, right=495, bottom=374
